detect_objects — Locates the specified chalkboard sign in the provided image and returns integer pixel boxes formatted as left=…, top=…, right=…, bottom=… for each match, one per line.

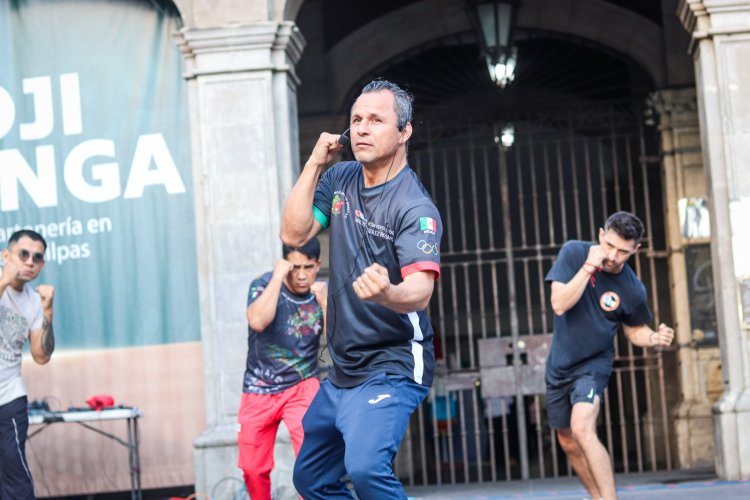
left=685, top=244, right=718, bottom=347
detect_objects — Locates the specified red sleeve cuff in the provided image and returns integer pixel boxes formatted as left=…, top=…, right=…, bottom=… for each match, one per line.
left=401, top=261, right=441, bottom=281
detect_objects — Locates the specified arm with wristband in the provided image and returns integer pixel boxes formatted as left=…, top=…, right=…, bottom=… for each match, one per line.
left=281, top=131, right=345, bottom=247
left=623, top=323, right=675, bottom=348
left=550, top=244, right=605, bottom=316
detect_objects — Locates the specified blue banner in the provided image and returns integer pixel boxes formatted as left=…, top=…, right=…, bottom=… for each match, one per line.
left=0, top=0, right=200, bottom=348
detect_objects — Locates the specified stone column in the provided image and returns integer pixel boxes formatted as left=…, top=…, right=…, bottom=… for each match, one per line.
left=174, top=21, right=306, bottom=498
left=653, top=88, right=723, bottom=469
left=679, top=0, right=750, bottom=480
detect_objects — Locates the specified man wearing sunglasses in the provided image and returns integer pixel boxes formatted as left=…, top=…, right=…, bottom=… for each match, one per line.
left=0, top=229, right=55, bottom=499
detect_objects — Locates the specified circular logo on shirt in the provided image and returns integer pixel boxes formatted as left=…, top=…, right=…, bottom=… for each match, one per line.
left=599, top=291, right=620, bottom=312
left=331, top=191, right=350, bottom=218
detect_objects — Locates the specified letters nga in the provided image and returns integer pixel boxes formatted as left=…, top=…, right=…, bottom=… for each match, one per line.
left=0, top=73, right=187, bottom=264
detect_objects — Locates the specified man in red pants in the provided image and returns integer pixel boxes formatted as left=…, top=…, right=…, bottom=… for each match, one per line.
left=237, top=238, right=326, bottom=500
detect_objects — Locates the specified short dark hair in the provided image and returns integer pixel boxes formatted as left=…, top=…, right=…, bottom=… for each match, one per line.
left=604, top=211, right=645, bottom=244
left=8, top=230, right=47, bottom=251
left=283, top=237, right=321, bottom=260
left=358, top=79, right=413, bottom=131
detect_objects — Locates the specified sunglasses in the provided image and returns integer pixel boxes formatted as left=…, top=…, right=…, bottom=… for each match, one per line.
left=16, top=249, right=45, bottom=265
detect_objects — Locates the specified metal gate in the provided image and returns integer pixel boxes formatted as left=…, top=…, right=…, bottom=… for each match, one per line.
left=394, top=102, right=675, bottom=486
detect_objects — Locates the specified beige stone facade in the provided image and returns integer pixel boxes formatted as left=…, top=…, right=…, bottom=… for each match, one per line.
left=166, top=0, right=750, bottom=496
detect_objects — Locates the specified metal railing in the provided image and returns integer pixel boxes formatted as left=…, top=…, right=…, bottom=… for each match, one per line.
left=395, top=105, right=674, bottom=486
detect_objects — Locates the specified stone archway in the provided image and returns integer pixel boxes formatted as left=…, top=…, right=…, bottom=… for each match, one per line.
left=319, top=0, right=665, bottom=109
left=291, top=0, right=685, bottom=485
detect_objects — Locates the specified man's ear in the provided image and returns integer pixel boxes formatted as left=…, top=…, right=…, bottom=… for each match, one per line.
left=598, top=227, right=605, bottom=240
left=399, top=122, right=413, bottom=144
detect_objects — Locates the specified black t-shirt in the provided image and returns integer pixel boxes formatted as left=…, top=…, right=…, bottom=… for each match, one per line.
left=544, top=240, right=653, bottom=385
left=312, top=161, right=442, bottom=388
left=243, top=272, right=323, bottom=394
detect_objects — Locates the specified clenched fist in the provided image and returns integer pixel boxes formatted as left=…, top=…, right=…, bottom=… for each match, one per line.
left=35, top=284, right=55, bottom=312
left=650, top=323, right=674, bottom=347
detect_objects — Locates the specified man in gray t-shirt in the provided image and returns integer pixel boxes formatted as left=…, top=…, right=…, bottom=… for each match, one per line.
left=281, top=79, right=441, bottom=500
left=0, top=230, right=55, bottom=499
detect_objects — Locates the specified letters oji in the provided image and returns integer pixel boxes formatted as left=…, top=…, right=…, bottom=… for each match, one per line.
left=0, top=73, right=186, bottom=212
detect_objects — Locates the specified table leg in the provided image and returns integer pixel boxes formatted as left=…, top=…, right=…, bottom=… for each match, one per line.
left=133, top=417, right=142, bottom=500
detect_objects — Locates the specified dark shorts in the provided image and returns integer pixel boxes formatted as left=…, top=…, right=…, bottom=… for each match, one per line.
left=545, top=375, right=605, bottom=430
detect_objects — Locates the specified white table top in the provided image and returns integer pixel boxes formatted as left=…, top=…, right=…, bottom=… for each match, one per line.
left=29, top=407, right=143, bottom=425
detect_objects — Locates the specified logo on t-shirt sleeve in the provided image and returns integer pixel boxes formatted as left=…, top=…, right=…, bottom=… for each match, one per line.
left=331, top=192, right=350, bottom=218
left=419, top=216, right=437, bottom=234
left=249, top=285, right=265, bottom=301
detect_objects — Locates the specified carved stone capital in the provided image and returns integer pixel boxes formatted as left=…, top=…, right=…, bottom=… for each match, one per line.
left=647, top=88, right=699, bottom=130
left=679, top=0, right=750, bottom=52
left=174, top=21, right=306, bottom=80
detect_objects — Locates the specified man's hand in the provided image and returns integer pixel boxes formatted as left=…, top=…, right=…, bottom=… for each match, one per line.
left=36, top=284, right=54, bottom=313
left=650, top=323, right=675, bottom=347
left=586, top=244, right=606, bottom=268
left=0, top=258, right=21, bottom=287
left=271, top=259, right=294, bottom=282
left=353, top=264, right=391, bottom=301
left=310, top=281, right=328, bottom=303
left=307, top=132, right=344, bottom=168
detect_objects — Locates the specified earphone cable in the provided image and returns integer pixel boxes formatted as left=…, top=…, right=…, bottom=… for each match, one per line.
left=321, top=152, right=399, bottom=362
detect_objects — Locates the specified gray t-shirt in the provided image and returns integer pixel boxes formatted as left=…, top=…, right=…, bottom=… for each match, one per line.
left=0, top=284, right=43, bottom=405
left=313, top=162, right=442, bottom=388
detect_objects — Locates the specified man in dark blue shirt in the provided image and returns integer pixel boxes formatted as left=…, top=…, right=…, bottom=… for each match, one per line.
left=281, top=79, right=442, bottom=499
left=545, top=212, right=674, bottom=500
left=238, top=238, right=326, bottom=500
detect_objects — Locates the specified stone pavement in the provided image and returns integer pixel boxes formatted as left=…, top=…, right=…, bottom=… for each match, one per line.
left=404, top=469, right=750, bottom=499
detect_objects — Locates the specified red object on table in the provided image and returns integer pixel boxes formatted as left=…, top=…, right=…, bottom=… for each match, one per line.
left=86, top=395, right=114, bottom=411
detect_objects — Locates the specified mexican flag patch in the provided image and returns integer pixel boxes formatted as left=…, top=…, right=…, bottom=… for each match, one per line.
left=419, top=217, right=436, bottom=232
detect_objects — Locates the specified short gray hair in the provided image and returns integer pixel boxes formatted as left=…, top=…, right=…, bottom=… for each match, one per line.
left=358, top=79, right=413, bottom=131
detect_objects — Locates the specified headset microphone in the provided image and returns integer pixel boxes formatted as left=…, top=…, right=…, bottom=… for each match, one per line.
left=338, top=128, right=350, bottom=146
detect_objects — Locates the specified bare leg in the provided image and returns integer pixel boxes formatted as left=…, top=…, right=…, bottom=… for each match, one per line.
left=569, top=396, right=616, bottom=499
left=557, top=428, right=602, bottom=499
